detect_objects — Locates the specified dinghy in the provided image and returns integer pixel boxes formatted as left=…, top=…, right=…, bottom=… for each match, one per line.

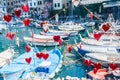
left=33, top=34, right=68, bottom=40
left=0, top=48, right=14, bottom=68
left=73, top=43, right=120, bottom=54
left=0, top=47, right=62, bottom=80
left=85, top=52, right=120, bottom=64
left=58, top=21, right=85, bottom=31
left=23, top=36, right=59, bottom=46
left=48, top=30, right=78, bottom=36
left=79, top=34, right=120, bottom=47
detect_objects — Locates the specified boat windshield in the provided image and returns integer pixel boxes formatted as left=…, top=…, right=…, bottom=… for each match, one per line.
left=116, top=48, right=120, bottom=53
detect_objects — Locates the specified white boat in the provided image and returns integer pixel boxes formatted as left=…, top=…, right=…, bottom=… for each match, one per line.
left=33, top=34, right=68, bottom=40
left=48, top=29, right=78, bottom=36
left=23, top=36, right=59, bottom=46
left=79, top=34, right=120, bottom=47
left=0, top=47, right=62, bottom=80
left=84, top=21, right=95, bottom=27
left=86, top=30, right=120, bottom=40
left=58, top=21, right=85, bottom=31
left=40, top=29, right=77, bottom=36
left=0, top=48, right=14, bottom=68
left=73, top=43, right=120, bottom=55
left=85, top=52, right=120, bottom=64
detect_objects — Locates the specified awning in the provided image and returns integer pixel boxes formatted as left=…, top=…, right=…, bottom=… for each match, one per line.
left=103, top=1, right=120, bottom=8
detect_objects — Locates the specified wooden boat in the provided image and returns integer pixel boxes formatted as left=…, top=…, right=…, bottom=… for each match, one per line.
left=0, top=48, right=14, bottom=68
left=0, top=47, right=62, bottom=80
left=23, top=36, right=59, bottom=46
left=58, top=21, right=85, bottom=31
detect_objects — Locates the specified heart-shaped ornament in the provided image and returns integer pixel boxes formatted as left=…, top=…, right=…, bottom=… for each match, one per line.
left=53, top=35, right=61, bottom=42
left=93, top=33, right=102, bottom=41
left=25, top=45, right=31, bottom=52
left=102, top=23, right=110, bottom=32
left=6, top=32, right=15, bottom=40
left=109, top=63, right=118, bottom=70
left=43, top=53, right=49, bottom=60
left=25, top=57, right=32, bottom=64
left=67, top=46, right=72, bottom=53
left=94, top=63, right=101, bottom=69
left=36, top=52, right=44, bottom=59
left=3, top=14, right=12, bottom=23
left=84, top=59, right=92, bottom=67
left=23, top=18, right=30, bottom=27
left=21, top=4, right=29, bottom=13
left=14, top=9, right=21, bottom=18
left=93, top=68, right=98, bottom=74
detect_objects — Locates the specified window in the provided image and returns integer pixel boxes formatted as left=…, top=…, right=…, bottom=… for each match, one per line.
left=34, top=2, right=36, bottom=6
left=4, top=3, right=5, bottom=6
left=67, top=3, right=69, bottom=6
left=30, top=3, right=32, bottom=6
left=3, top=8, right=4, bottom=11
left=38, top=1, right=39, bottom=5
left=58, top=3, right=60, bottom=7
left=11, top=2, right=13, bottom=5
left=7, top=2, right=9, bottom=5
left=54, top=3, right=57, bottom=7
left=39, top=8, right=41, bottom=11
left=40, top=1, right=42, bottom=5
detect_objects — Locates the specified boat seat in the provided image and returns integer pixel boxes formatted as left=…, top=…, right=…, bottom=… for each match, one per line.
left=39, top=61, right=51, bottom=67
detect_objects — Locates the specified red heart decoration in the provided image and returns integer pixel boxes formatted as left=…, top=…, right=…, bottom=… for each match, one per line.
left=23, top=18, right=30, bottom=27
left=93, top=68, right=98, bottom=74
left=94, top=63, right=101, bottom=69
left=53, top=35, right=61, bottom=42
left=25, top=57, right=32, bottom=64
left=3, top=14, right=12, bottom=23
left=36, top=52, right=44, bottom=59
left=6, top=32, right=15, bottom=40
left=59, top=39, right=63, bottom=46
left=109, top=63, right=118, bottom=70
left=21, top=4, right=29, bottom=13
left=67, top=46, right=72, bottom=53
left=93, top=33, right=102, bottom=41
left=84, top=59, right=92, bottom=66
left=25, top=45, right=31, bottom=52
left=43, top=53, right=49, bottom=60
left=14, top=9, right=21, bottom=18
left=102, top=23, right=110, bottom=32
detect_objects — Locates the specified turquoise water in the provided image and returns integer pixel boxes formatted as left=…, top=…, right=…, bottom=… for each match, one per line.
left=0, top=25, right=93, bottom=79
